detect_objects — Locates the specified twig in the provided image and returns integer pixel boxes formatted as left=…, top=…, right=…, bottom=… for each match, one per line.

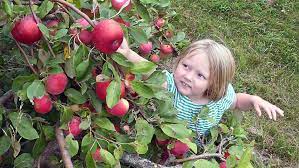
left=28, top=0, right=56, bottom=58
left=0, top=90, right=14, bottom=105
left=173, top=153, right=223, bottom=163
left=14, top=40, right=38, bottom=75
left=55, top=126, right=74, bottom=168
left=57, top=3, right=76, bottom=22
left=51, top=0, right=95, bottom=27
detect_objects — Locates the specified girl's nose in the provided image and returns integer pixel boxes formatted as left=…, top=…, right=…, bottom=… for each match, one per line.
left=184, top=73, right=193, bottom=82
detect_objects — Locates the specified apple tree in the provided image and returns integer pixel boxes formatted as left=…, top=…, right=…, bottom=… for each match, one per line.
left=0, top=0, right=255, bottom=167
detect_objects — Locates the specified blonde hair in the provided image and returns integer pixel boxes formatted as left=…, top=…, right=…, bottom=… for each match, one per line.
left=174, top=39, right=235, bottom=101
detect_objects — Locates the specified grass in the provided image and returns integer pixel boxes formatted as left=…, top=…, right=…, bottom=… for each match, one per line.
left=171, top=0, right=298, bottom=167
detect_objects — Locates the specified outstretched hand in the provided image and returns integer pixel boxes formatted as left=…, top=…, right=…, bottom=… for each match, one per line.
left=251, top=96, right=284, bottom=121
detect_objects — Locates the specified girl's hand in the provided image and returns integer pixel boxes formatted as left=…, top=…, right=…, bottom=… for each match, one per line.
left=251, top=96, right=284, bottom=121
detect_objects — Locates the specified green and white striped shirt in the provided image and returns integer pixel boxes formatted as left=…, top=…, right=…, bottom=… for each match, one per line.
left=164, top=70, right=236, bottom=135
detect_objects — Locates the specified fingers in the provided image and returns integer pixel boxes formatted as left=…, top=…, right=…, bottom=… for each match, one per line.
left=272, top=109, right=277, bottom=121
left=254, top=103, right=262, bottom=117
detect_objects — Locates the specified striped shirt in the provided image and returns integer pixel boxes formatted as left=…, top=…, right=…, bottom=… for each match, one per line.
left=163, top=70, right=236, bottom=135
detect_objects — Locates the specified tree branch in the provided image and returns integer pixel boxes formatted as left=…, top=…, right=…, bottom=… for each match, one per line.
left=51, top=0, right=95, bottom=27
left=173, top=153, right=223, bottom=163
left=55, top=126, right=74, bottom=168
left=29, top=0, right=56, bottom=58
left=14, top=40, right=38, bottom=75
left=121, top=153, right=182, bottom=168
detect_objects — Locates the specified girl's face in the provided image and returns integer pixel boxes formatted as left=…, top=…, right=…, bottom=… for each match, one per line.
left=174, top=51, right=210, bottom=101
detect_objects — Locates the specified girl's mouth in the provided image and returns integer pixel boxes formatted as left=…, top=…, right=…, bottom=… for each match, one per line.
left=181, top=81, right=191, bottom=88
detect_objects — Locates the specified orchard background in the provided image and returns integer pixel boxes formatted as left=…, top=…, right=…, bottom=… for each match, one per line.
left=0, top=0, right=298, bottom=168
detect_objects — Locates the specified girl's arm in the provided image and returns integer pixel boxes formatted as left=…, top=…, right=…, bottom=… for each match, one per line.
left=231, top=93, right=284, bottom=121
left=116, top=38, right=149, bottom=63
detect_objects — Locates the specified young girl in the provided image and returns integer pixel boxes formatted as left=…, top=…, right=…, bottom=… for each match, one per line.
left=117, top=38, right=284, bottom=135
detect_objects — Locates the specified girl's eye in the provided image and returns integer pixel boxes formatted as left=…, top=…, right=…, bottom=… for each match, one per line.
left=182, top=64, right=188, bottom=68
left=198, top=74, right=204, bottom=79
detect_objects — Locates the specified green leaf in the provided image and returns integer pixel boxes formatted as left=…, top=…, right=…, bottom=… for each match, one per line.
left=131, top=81, right=154, bottom=98
left=9, top=112, right=39, bottom=140
left=82, top=133, right=94, bottom=147
left=37, top=0, right=54, bottom=18
left=64, top=88, right=87, bottom=104
left=79, top=116, right=91, bottom=130
left=2, top=0, right=12, bottom=16
left=146, top=70, right=166, bottom=85
left=26, top=80, right=45, bottom=101
left=0, top=136, right=11, bottom=155
left=76, top=59, right=90, bottom=81
left=134, top=141, right=148, bottom=154
left=129, top=27, right=148, bottom=44
left=111, top=53, right=133, bottom=67
left=94, top=117, right=115, bottom=131
left=14, top=153, right=34, bottom=168
left=114, top=146, right=124, bottom=160
left=60, top=106, right=73, bottom=125
left=65, top=56, right=76, bottom=78
left=32, top=133, right=46, bottom=158
left=237, top=146, right=254, bottom=168
left=87, top=90, right=102, bottom=113
left=130, top=61, right=157, bottom=74
left=158, top=0, right=170, bottom=8
left=74, top=44, right=88, bottom=68
left=65, top=135, right=79, bottom=157
left=100, top=149, right=116, bottom=166
left=106, top=80, right=121, bottom=108
left=12, top=75, right=37, bottom=92
left=219, top=123, right=229, bottom=134
left=85, top=151, right=96, bottom=168
left=179, top=138, right=197, bottom=154
left=172, top=32, right=186, bottom=43
left=54, top=29, right=68, bottom=39
left=134, top=1, right=151, bottom=22
left=99, top=4, right=116, bottom=19
left=38, top=23, right=50, bottom=39
left=42, top=125, right=55, bottom=141
left=135, top=119, right=154, bottom=144
left=160, top=124, right=192, bottom=140
left=107, top=62, right=120, bottom=81
left=193, top=159, right=219, bottom=168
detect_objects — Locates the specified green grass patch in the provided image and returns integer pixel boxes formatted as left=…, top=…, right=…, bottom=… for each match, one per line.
left=171, top=0, right=298, bottom=167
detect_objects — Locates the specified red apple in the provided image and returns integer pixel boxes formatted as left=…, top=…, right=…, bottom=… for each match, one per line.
left=106, top=98, right=129, bottom=117
left=67, top=116, right=81, bottom=137
left=11, top=15, right=42, bottom=45
left=92, top=19, right=124, bottom=54
left=78, top=29, right=92, bottom=45
left=165, top=30, right=173, bottom=38
left=170, top=140, right=189, bottom=157
left=33, top=95, right=52, bottom=114
left=160, top=44, right=173, bottom=55
left=111, top=0, right=132, bottom=11
left=114, top=17, right=131, bottom=27
left=92, top=148, right=102, bottom=161
left=139, top=41, right=152, bottom=55
left=75, top=18, right=90, bottom=28
left=125, top=73, right=135, bottom=81
left=154, top=18, right=165, bottom=30
left=45, top=73, right=68, bottom=95
left=219, top=161, right=227, bottom=168
left=81, top=101, right=96, bottom=112
left=150, top=54, right=160, bottom=63
left=95, top=77, right=125, bottom=101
